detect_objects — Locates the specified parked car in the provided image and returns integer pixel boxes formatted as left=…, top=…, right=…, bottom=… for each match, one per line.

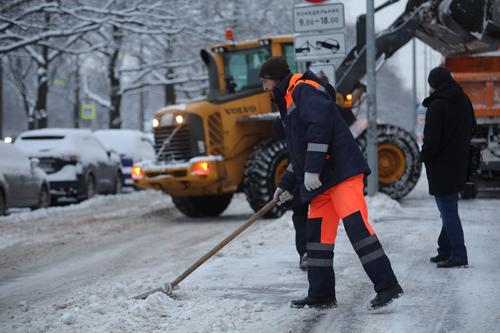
left=0, top=141, right=50, bottom=215
left=14, top=128, right=122, bottom=203
left=94, top=129, right=155, bottom=187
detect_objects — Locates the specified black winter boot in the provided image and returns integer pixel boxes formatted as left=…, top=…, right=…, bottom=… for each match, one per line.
left=290, top=296, right=337, bottom=309
left=430, top=254, right=449, bottom=263
left=437, top=258, right=468, bottom=268
left=368, top=284, right=403, bottom=310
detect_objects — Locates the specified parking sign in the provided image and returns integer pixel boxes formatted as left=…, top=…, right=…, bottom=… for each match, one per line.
left=294, top=32, right=346, bottom=61
left=293, top=2, right=345, bottom=33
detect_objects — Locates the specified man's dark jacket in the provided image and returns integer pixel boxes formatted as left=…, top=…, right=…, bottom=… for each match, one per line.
left=421, top=81, right=476, bottom=195
left=275, top=70, right=370, bottom=203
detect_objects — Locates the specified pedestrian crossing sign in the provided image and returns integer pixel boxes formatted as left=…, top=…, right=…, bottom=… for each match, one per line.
left=80, top=103, right=96, bottom=120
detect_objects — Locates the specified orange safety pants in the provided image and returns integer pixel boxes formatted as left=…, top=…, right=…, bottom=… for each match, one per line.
left=306, top=174, right=398, bottom=298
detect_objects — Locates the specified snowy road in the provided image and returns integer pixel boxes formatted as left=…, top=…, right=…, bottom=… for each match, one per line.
left=1, top=178, right=499, bottom=333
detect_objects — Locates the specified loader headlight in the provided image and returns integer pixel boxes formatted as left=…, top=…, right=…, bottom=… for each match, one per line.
left=152, top=118, right=160, bottom=128
left=175, top=115, right=184, bottom=125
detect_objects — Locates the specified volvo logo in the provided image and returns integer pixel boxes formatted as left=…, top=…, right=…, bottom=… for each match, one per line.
left=224, top=105, right=257, bottom=115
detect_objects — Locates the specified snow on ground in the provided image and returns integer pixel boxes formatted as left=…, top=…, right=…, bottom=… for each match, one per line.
left=0, top=190, right=169, bottom=250
left=1, top=176, right=500, bottom=332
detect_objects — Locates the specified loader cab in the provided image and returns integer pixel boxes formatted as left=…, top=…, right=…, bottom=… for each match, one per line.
left=206, top=37, right=296, bottom=101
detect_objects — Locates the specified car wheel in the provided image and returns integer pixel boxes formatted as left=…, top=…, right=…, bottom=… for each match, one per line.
left=84, top=174, right=96, bottom=200
left=112, top=172, right=123, bottom=194
left=0, top=190, right=5, bottom=216
left=36, top=185, right=50, bottom=209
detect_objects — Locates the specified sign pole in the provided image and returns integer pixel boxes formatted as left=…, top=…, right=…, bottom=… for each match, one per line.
left=366, top=0, right=378, bottom=196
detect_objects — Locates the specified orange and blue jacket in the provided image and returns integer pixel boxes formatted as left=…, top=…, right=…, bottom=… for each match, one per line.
left=274, top=70, right=370, bottom=203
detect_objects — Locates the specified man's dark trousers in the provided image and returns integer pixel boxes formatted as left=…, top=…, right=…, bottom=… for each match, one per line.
left=434, top=193, right=467, bottom=261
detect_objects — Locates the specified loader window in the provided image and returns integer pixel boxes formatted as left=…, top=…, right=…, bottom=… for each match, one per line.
left=223, top=46, right=271, bottom=93
left=283, top=44, right=297, bottom=73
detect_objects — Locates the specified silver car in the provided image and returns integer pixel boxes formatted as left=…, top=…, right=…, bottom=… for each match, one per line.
left=15, top=128, right=122, bottom=203
left=0, top=142, right=50, bottom=215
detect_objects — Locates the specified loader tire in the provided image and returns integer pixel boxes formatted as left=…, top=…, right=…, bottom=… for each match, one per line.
left=356, top=124, right=422, bottom=200
left=244, top=138, right=289, bottom=219
left=172, top=193, right=233, bottom=218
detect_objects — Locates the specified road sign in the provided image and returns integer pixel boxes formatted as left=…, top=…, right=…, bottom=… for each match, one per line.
left=309, top=62, right=336, bottom=85
left=294, top=32, right=346, bottom=61
left=293, top=2, right=345, bottom=33
left=80, top=103, right=96, bottom=120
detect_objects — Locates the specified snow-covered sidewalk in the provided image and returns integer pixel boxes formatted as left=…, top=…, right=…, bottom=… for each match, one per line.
left=1, top=178, right=500, bottom=333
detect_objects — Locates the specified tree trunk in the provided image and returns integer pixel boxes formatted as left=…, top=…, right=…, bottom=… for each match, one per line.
left=34, top=10, right=50, bottom=129
left=73, top=55, right=80, bottom=128
left=108, top=26, right=122, bottom=129
left=34, top=46, right=49, bottom=129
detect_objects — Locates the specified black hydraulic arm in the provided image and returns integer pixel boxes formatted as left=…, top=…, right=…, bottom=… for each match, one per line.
left=335, top=9, right=418, bottom=95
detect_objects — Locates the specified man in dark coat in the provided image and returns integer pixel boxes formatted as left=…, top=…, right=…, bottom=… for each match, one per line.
left=259, top=57, right=403, bottom=310
left=421, top=66, right=476, bottom=268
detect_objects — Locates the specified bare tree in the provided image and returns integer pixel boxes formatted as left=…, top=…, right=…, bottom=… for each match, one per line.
left=80, top=0, right=230, bottom=128
left=0, top=0, right=294, bottom=130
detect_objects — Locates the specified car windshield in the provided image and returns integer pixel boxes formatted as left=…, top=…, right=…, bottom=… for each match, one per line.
left=223, top=46, right=271, bottom=93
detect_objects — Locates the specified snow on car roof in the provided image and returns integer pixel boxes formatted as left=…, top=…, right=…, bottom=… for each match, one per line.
left=94, top=129, right=154, bottom=159
left=14, top=128, right=92, bottom=158
left=18, top=128, right=92, bottom=138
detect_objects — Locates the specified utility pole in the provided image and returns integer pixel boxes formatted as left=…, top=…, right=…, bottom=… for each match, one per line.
left=0, top=56, right=3, bottom=139
left=424, top=44, right=428, bottom=97
left=139, top=41, right=145, bottom=131
left=366, top=0, right=378, bottom=196
left=73, top=55, right=80, bottom=128
left=412, top=38, right=417, bottom=137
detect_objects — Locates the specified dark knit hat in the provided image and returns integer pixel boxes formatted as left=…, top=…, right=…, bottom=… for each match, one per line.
left=259, top=57, right=291, bottom=81
left=428, top=66, right=454, bottom=89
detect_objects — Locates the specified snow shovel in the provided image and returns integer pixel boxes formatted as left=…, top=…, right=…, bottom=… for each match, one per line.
left=132, top=199, right=278, bottom=300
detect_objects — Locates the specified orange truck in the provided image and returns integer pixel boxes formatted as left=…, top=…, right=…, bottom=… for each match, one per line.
left=445, top=55, right=500, bottom=197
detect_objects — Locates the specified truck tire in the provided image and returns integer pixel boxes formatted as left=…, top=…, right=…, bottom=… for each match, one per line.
left=356, top=124, right=422, bottom=200
left=172, top=193, right=233, bottom=218
left=244, top=139, right=289, bottom=218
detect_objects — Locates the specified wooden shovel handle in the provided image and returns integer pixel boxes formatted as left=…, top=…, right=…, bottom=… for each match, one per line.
left=169, top=199, right=277, bottom=289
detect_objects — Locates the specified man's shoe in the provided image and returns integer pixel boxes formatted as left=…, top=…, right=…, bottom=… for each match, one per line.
left=369, top=284, right=403, bottom=310
left=430, top=254, right=449, bottom=263
left=299, top=253, right=308, bottom=271
left=290, top=296, right=337, bottom=309
left=437, top=258, right=468, bottom=268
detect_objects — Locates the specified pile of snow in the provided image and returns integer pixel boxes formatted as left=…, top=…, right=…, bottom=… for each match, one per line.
left=365, top=192, right=402, bottom=222
left=0, top=190, right=168, bottom=250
